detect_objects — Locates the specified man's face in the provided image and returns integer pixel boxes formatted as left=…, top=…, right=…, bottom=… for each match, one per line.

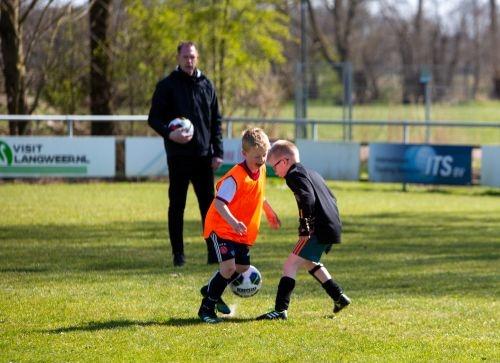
left=177, top=45, right=198, bottom=76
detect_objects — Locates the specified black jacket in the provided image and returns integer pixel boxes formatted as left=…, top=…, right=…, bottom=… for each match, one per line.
left=148, top=67, right=223, bottom=158
left=285, top=163, right=342, bottom=244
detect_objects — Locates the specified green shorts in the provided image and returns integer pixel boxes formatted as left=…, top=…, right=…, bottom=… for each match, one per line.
left=292, top=235, right=331, bottom=263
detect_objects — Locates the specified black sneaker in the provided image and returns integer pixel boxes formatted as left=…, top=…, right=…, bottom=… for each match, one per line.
left=200, top=285, right=231, bottom=315
left=198, top=304, right=222, bottom=324
left=256, top=310, right=288, bottom=320
left=173, top=253, right=185, bottom=267
left=333, top=293, right=351, bottom=313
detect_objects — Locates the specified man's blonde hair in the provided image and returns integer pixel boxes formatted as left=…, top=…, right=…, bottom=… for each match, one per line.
left=268, top=140, right=300, bottom=160
left=242, top=128, right=270, bottom=152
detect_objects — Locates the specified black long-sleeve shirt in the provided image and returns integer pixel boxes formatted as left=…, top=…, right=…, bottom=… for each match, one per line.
left=285, top=163, right=342, bottom=244
left=148, top=67, right=223, bottom=158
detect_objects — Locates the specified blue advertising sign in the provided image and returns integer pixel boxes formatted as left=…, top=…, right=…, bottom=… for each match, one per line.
left=369, top=144, right=472, bottom=185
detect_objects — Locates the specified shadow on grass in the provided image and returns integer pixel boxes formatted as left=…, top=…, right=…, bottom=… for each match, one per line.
left=45, top=316, right=256, bottom=333
left=1, top=210, right=498, bottom=273
left=1, top=210, right=499, bottom=298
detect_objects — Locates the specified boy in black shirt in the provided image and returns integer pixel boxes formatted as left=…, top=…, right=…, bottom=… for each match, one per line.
left=257, top=140, right=350, bottom=320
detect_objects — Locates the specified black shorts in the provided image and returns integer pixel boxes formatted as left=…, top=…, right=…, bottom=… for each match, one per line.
left=206, top=232, right=251, bottom=265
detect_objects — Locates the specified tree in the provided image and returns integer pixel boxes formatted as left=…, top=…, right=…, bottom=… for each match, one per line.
left=490, top=0, right=500, bottom=98
left=187, top=0, right=289, bottom=114
left=1, top=0, right=28, bottom=134
left=111, top=0, right=180, bottom=117
left=121, top=0, right=289, bottom=116
left=89, top=0, right=113, bottom=135
left=40, top=5, right=89, bottom=115
left=1, top=0, right=73, bottom=134
left=306, top=0, right=365, bottom=67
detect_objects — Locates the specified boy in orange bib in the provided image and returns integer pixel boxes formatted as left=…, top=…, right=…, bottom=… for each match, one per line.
left=198, top=128, right=281, bottom=323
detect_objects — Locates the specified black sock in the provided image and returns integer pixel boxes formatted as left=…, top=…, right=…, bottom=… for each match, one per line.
left=206, top=271, right=240, bottom=300
left=228, top=271, right=241, bottom=284
left=275, top=276, right=295, bottom=312
left=321, top=279, right=343, bottom=301
left=206, top=272, right=228, bottom=301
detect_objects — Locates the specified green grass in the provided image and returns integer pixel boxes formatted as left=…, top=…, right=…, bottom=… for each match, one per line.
left=229, top=100, right=500, bottom=144
left=1, top=181, right=499, bottom=362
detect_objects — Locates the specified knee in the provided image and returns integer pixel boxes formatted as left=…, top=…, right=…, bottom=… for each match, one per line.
left=283, top=259, right=299, bottom=277
left=220, top=265, right=236, bottom=279
left=236, top=265, right=249, bottom=274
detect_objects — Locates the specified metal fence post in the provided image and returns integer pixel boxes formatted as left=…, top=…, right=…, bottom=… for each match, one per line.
left=402, top=121, right=409, bottom=143
left=312, top=121, right=318, bottom=141
left=226, top=120, right=232, bottom=139
left=67, top=118, right=73, bottom=137
left=402, top=121, right=409, bottom=192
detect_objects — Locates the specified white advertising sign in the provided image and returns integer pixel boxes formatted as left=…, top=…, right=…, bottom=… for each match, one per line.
left=481, top=146, right=500, bottom=187
left=296, top=140, right=360, bottom=180
left=125, top=138, right=167, bottom=177
left=0, top=137, right=115, bottom=178
left=222, top=138, right=243, bottom=164
left=125, top=137, right=243, bottom=177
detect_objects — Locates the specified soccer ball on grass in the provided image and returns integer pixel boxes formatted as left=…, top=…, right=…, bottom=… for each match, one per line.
left=230, top=265, right=262, bottom=298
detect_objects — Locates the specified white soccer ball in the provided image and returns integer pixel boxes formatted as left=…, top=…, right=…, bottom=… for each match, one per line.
left=230, top=265, right=262, bottom=298
left=168, top=117, right=194, bottom=137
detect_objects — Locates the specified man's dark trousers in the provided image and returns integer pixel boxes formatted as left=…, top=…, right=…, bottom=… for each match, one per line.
left=167, top=155, right=217, bottom=262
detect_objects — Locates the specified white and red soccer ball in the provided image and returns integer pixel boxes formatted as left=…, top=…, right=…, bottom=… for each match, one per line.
left=168, top=117, right=194, bottom=137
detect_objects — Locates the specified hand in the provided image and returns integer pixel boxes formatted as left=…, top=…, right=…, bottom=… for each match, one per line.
left=231, top=220, right=247, bottom=235
left=212, top=157, right=223, bottom=170
left=169, top=128, right=193, bottom=144
left=266, top=211, right=281, bottom=229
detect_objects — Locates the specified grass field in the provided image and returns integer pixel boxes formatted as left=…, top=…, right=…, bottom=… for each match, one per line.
left=232, top=100, right=500, bottom=145
left=1, top=181, right=499, bottom=362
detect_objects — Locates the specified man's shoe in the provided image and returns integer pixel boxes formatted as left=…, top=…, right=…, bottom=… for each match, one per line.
left=200, top=285, right=231, bottom=314
left=173, top=253, right=185, bottom=267
left=333, top=293, right=351, bottom=313
left=256, top=310, right=288, bottom=320
left=198, top=304, right=222, bottom=324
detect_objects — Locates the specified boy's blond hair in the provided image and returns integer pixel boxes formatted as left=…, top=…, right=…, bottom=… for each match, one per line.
left=269, top=140, right=300, bottom=161
left=242, top=128, right=270, bottom=152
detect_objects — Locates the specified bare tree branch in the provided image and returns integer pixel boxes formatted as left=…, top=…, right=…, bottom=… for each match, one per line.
left=306, top=0, right=336, bottom=66
left=20, top=0, right=39, bottom=24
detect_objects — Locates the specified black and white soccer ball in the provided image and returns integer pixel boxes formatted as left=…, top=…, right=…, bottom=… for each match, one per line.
left=168, top=117, right=194, bottom=137
left=230, top=265, right=262, bottom=298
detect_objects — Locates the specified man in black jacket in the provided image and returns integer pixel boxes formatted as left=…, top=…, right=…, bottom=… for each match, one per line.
left=148, top=41, right=223, bottom=267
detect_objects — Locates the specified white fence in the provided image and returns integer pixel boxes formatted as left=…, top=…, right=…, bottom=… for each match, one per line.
left=2, top=114, right=500, bottom=141
left=1, top=115, right=499, bottom=187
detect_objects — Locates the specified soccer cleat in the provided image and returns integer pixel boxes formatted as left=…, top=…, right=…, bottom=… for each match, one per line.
left=200, top=285, right=231, bottom=315
left=256, top=310, right=288, bottom=320
left=173, top=253, right=185, bottom=267
left=333, top=293, right=351, bottom=313
left=198, top=305, right=222, bottom=324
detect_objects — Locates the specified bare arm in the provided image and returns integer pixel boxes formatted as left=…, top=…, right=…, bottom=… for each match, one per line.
left=263, top=199, right=281, bottom=229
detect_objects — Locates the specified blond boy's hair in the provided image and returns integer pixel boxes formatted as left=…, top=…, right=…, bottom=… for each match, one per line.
left=268, top=140, right=300, bottom=161
left=242, top=128, right=270, bottom=152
